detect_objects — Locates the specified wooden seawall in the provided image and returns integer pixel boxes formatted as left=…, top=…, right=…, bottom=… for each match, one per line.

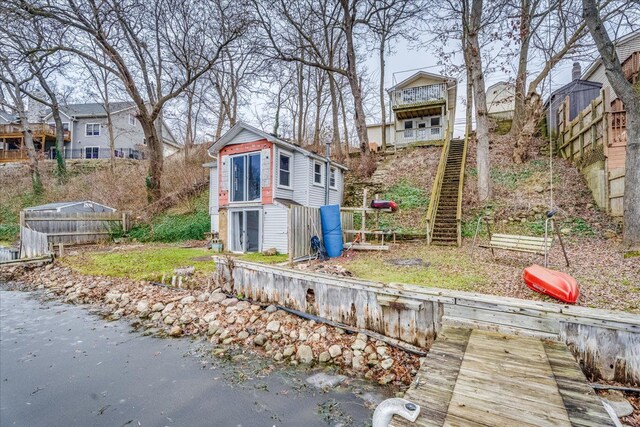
left=215, top=258, right=640, bottom=384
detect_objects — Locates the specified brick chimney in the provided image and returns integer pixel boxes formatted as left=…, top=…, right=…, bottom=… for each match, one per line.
left=572, top=62, right=581, bottom=81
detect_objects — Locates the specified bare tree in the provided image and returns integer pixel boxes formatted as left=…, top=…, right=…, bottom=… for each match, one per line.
left=17, top=0, right=246, bottom=200
left=368, top=0, right=420, bottom=152
left=511, top=0, right=590, bottom=163
left=0, top=12, right=71, bottom=181
left=583, top=1, right=640, bottom=249
left=253, top=0, right=380, bottom=156
left=461, top=0, right=495, bottom=201
left=0, top=60, right=42, bottom=194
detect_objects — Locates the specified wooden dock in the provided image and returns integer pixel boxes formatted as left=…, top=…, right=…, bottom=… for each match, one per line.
left=392, top=327, right=616, bottom=427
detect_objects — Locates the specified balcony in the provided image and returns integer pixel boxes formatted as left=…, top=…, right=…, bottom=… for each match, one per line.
left=0, top=123, right=71, bottom=141
left=395, top=127, right=443, bottom=147
left=391, top=83, right=447, bottom=119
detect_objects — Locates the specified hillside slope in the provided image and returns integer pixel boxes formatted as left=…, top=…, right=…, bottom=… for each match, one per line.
left=0, top=147, right=210, bottom=243
left=343, top=135, right=620, bottom=240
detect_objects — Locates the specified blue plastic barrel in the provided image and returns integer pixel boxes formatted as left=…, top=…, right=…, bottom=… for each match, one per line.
left=320, top=204, right=343, bottom=258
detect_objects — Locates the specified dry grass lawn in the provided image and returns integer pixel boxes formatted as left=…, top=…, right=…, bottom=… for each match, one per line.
left=321, top=238, right=640, bottom=313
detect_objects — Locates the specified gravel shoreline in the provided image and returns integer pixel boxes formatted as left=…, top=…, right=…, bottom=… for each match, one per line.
left=0, top=262, right=421, bottom=387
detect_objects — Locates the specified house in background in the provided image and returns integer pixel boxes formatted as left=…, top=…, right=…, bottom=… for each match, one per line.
left=555, top=30, right=639, bottom=216
left=545, top=62, right=602, bottom=139
left=366, top=71, right=457, bottom=149
left=0, top=101, right=181, bottom=162
left=486, top=81, right=515, bottom=120
left=581, top=30, right=640, bottom=173
left=207, top=121, right=346, bottom=254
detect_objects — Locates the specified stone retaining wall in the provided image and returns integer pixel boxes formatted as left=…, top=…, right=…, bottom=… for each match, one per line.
left=215, top=258, right=640, bottom=385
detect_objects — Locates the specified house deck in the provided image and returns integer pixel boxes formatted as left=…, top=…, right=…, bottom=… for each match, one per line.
left=392, top=327, right=615, bottom=427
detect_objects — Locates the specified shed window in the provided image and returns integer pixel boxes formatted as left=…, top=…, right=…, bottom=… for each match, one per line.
left=330, top=167, right=337, bottom=188
left=128, top=113, right=136, bottom=126
left=313, top=161, right=323, bottom=185
left=279, top=153, right=291, bottom=188
left=231, top=153, right=261, bottom=202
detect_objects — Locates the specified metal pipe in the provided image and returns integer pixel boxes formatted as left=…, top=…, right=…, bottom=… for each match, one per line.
left=372, top=398, right=421, bottom=427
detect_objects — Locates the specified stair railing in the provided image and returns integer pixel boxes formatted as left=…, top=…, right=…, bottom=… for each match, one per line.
left=426, top=126, right=451, bottom=244
left=455, top=133, right=470, bottom=246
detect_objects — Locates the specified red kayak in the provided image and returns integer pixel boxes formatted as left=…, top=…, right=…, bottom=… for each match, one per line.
left=523, top=264, right=579, bottom=304
left=370, top=200, right=399, bottom=211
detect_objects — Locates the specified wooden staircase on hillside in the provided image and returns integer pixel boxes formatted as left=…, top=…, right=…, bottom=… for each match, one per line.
left=427, top=137, right=468, bottom=246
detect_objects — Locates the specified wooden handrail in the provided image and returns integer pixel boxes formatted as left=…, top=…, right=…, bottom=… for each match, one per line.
left=426, top=125, right=451, bottom=244
left=456, top=133, right=469, bottom=246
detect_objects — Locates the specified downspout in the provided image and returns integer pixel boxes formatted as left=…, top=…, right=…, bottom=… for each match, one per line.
left=324, top=142, right=330, bottom=205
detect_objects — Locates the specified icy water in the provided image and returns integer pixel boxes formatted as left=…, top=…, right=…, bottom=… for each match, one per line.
left=0, top=288, right=385, bottom=426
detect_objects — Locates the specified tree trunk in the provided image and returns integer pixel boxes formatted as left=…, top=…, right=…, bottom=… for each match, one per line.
left=623, top=106, right=640, bottom=249
left=297, top=63, right=304, bottom=144
left=583, top=0, right=640, bottom=248
left=510, top=0, right=530, bottom=135
left=513, top=92, right=541, bottom=163
left=339, top=85, right=350, bottom=156
left=50, top=105, right=67, bottom=181
left=466, top=0, right=491, bottom=201
left=328, top=73, right=343, bottom=161
left=105, top=109, right=117, bottom=175
left=466, top=71, right=473, bottom=137
left=341, top=4, right=370, bottom=156
left=313, top=74, right=323, bottom=150
left=379, top=38, right=387, bottom=152
left=140, top=116, right=163, bottom=201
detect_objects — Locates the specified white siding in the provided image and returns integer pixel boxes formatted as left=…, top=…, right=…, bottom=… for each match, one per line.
left=308, top=158, right=326, bottom=207
left=229, top=128, right=266, bottom=145
left=209, top=165, right=219, bottom=232
left=329, top=168, right=343, bottom=205
left=584, top=33, right=640, bottom=99
left=292, top=153, right=309, bottom=205
left=262, top=203, right=289, bottom=254
left=274, top=147, right=294, bottom=200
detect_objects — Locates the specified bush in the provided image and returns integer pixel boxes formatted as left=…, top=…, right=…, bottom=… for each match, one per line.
left=128, top=193, right=210, bottom=242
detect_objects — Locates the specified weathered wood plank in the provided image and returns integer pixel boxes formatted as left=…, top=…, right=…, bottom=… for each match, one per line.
left=391, top=327, right=471, bottom=427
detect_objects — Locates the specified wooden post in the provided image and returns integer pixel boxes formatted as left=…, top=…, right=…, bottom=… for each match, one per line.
left=361, top=189, right=367, bottom=243
left=19, top=210, right=25, bottom=228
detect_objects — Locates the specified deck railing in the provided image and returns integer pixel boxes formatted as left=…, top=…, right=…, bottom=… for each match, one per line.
left=0, top=123, right=70, bottom=139
left=395, top=127, right=443, bottom=146
left=391, top=83, right=446, bottom=108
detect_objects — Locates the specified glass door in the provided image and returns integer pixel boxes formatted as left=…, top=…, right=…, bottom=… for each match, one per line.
left=230, top=210, right=261, bottom=253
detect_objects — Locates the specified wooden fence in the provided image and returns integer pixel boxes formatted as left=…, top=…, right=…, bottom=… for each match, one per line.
left=19, top=227, right=50, bottom=258
left=0, top=247, right=19, bottom=262
left=21, top=210, right=130, bottom=246
left=287, top=206, right=354, bottom=262
left=557, top=89, right=626, bottom=216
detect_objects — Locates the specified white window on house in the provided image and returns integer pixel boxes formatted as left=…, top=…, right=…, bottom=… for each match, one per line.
left=430, top=117, right=441, bottom=127
left=85, top=123, right=100, bottom=136
left=128, top=113, right=136, bottom=126
left=278, top=153, right=291, bottom=188
left=330, top=167, right=337, bottom=188
left=313, top=161, right=324, bottom=186
left=231, top=152, right=261, bottom=202
left=85, top=146, right=99, bottom=159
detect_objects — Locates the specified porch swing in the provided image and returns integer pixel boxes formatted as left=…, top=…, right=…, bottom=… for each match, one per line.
left=472, top=64, right=569, bottom=268
left=472, top=210, right=570, bottom=267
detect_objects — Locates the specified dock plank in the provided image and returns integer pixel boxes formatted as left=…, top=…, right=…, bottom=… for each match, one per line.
left=392, top=328, right=615, bottom=427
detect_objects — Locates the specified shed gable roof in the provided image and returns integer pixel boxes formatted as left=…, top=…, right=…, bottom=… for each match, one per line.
left=209, top=121, right=348, bottom=170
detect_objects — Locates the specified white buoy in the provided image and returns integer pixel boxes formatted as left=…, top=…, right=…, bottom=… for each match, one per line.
left=372, top=398, right=420, bottom=427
